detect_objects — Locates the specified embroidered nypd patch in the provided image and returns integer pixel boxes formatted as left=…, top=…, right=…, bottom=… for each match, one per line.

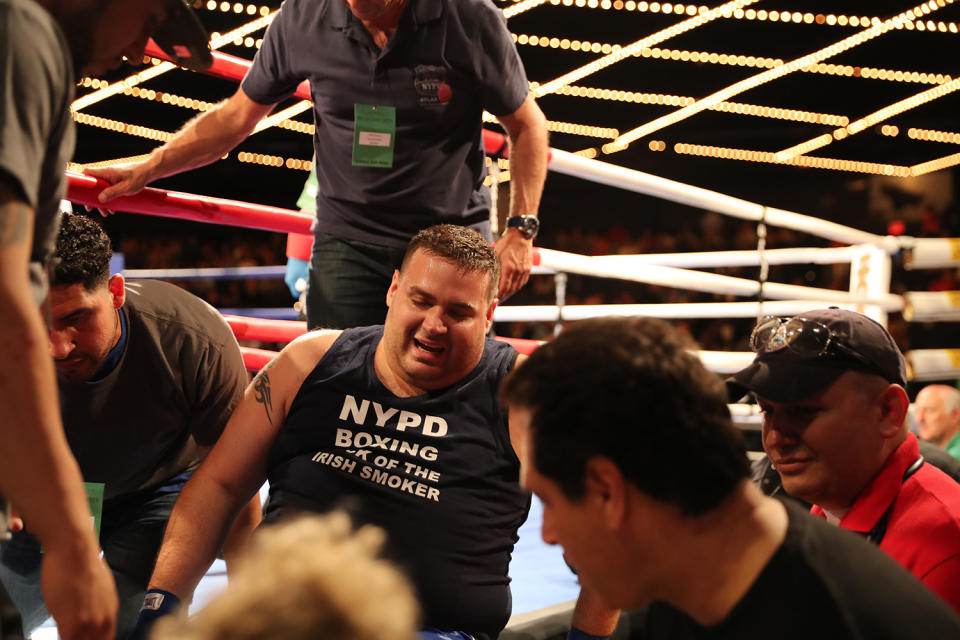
left=414, top=65, right=452, bottom=110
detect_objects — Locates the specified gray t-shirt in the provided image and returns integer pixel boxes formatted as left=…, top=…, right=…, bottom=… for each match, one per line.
left=0, top=0, right=75, bottom=305
left=59, top=280, right=248, bottom=501
left=242, top=0, right=530, bottom=248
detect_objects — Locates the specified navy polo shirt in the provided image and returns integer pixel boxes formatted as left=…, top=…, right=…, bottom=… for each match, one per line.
left=241, top=0, right=530, bottom=248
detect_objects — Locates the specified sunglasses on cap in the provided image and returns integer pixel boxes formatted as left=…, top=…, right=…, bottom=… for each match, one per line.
left=749, top=315, right=880, bottom=371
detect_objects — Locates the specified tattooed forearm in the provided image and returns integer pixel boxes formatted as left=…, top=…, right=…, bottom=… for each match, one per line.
left=0, top=202, right=29, bottom=248
left=252, top=367, right=274, bottom=426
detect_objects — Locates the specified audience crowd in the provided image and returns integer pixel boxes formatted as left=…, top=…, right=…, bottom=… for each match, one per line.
left=100, top=204, right=960, bottom=362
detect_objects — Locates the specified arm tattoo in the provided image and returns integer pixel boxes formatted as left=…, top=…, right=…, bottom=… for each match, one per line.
left=251, top=363, right=275, bottom=426
left=0, top=203, right=29, bottom=248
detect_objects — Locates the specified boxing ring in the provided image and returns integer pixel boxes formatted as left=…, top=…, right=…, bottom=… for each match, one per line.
left=47, top=40, right=960, bottom=640
left=70, top=40, right=960, bottom=388
left=61, top=149, right=960, bottom=636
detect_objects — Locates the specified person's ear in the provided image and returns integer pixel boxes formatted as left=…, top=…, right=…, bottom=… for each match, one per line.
left=484, top=298, right=498, bottom=333
left=108, top=274, right=126, bottom=309
left=386, top=270, right=400, bottom=307
left=877, top=384, right=909, bottom=439
left=584, top=457, right=627, bottom=529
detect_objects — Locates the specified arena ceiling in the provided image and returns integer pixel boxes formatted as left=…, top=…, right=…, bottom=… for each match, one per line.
left=71, top=0, right=960, bottom=231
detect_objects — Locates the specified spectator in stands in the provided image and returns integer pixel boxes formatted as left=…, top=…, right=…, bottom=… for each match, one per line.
left=916, top=384, right=960, bottom=461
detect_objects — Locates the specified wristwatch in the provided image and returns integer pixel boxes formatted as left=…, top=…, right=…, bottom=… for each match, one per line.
left=504, top=215, right=540, bottom=240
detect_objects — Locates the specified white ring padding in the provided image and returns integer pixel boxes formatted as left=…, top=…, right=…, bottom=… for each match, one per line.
left=695, top=350, right=755, bottom=374
left=529, top=265, right=556, bottom=275
left=902, top=238, right=960, bottom=270
left=592, top=246, right=861, bottom=269
left=902, top=291, right=960, bottom=322
left=548, top=149, right=899, bottom=250
left=729, top=403, right=762, bottom=428
left=694, top=347, right=960, bottom=384
left=536, top=248, right=905, bottom=309
left=907, top=349, right=960, bottom=381
left=125, top=266, right=288, bottom=280
left=493, top=300, right=862, bottom=322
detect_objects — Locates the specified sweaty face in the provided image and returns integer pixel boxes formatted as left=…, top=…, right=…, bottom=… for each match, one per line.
left=915, top=388, right=958, bottom=448
left=759, top=372, right=887, bottom=513
left=380, top=251, right=494, bottom=392
left=60, top=0, right=171, bottom=78
left=49, top=278, right=123, bottom=383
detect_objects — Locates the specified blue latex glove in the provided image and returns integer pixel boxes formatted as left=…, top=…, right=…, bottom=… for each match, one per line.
left=128, top=589, right=182, bottom=640
left=284, top=257, right=309, bottom=299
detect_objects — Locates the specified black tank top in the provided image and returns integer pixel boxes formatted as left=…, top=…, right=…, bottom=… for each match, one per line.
left=265, top=326, right=530, bottom=638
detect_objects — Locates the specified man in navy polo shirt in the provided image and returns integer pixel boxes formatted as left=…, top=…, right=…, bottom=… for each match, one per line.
left=90, top=0, right=549, bottom=330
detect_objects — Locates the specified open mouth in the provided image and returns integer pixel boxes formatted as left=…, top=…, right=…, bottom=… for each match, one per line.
left=413, top=338, right=444, bottom=355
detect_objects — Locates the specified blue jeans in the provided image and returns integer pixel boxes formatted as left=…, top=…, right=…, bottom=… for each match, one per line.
left=0, top=489, right=178, bottom=640
left=306, top=232, right=407, bottom=330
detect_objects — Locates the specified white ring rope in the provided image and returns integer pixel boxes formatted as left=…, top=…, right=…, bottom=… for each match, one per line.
left=903, top=291, right=960, bottom=322
left=907, top=349, right=960, bottom=382
left=903, top=238, right=960, bottom=270
left=493, top=300, right=869, bottom=323
left=574, top=246, right=862, bottom=269
left=549, top=149, right=899, bottom=250
left=535, top=248, right=904, bottom=310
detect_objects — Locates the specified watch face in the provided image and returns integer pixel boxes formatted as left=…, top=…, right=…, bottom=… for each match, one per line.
left=515, top=216, right=539, bottom=239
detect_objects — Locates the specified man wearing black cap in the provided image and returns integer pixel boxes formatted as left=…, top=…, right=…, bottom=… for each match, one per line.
left=0, top=2, right=210, bottom=638
left=730, top=308, right=960, bottom=612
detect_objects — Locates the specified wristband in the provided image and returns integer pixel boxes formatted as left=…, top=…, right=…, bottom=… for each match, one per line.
left=286, top=232, right=313, bottom=261
left=128, top=589, right=183, bottom=640
left=567, top=626, right=610, bottom=640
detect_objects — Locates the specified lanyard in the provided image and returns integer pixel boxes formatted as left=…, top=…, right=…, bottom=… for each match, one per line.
left=865, top=456, right=924, bottom=545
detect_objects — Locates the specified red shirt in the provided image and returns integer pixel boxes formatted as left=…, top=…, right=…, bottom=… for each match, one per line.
left=812, top=433, right=960, bottom=612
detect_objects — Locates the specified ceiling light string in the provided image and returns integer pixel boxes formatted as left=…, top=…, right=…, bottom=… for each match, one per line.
left=602, top=0, right=955, bottom=155
left=532, top=0, right=760, bottom=99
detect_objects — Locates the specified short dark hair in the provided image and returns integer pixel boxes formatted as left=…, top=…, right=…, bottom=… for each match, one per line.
left=401, top=225, right=500, bottom=301
left=502, top=316, right=750, bottom=516
left=52, top=213, right=112, bottom=289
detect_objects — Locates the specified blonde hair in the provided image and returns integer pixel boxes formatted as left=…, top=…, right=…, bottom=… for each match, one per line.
left=151, top=513, right=419, bottom=640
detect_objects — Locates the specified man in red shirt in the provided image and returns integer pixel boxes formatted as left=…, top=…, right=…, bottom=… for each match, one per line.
left=730, top=308, right=960, bottom=611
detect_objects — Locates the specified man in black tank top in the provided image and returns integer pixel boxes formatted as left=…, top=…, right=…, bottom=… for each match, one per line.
left=130, top=225, right=616, bottom=640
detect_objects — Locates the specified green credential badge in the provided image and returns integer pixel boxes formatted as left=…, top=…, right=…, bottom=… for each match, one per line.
left=84, top=482, right=104, bottom=540
left=352, top=104, right=396, bottom=168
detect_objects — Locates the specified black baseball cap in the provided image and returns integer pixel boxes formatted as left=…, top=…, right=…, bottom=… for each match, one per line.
left=727, top=308, right=908, bottom=403
left=151, top=0, right=213, bottom=71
